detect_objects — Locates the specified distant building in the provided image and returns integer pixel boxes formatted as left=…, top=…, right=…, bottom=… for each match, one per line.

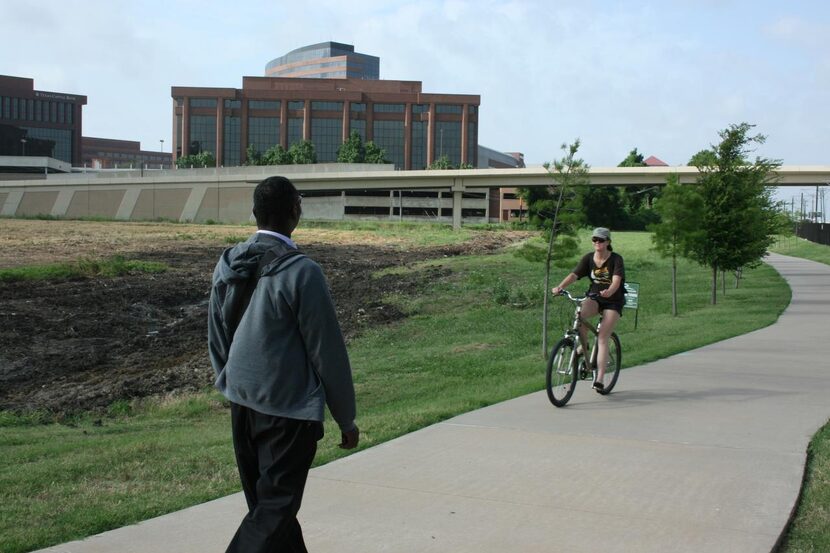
left=81, top=137, right=172, bottom=169
left=0, top=75, right=87, bottom=165
left=644, top=155, right=668, bottom=166
left=171, top=76, right=479, bottom=169
left=265, top=42, right=380, bottom=80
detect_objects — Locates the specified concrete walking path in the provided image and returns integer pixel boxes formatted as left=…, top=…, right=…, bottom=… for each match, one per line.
left=37, top=253, right=830, bottom=552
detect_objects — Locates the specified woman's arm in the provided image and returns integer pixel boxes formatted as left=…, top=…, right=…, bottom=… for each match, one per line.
left=552, top=273, right=578, bottom=295
left=600, top=274, right=622, bottom=298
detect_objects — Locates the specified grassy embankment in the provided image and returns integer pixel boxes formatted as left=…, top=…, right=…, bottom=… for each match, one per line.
left=770, top=236, right=830, bottom=553
left=0, top=227, right=793, bottom=553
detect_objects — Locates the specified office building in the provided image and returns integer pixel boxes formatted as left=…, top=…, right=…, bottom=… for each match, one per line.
left=82, top=137, right=172, bottom=169
left=265, top=42, right=380, bottom=80
left=172, top=76, right=479, bottom=169
left=0, top=75, right=87, bottom=165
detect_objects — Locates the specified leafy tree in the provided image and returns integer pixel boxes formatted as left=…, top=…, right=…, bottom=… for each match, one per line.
left=687, top=123, right=781, bottom=304
left=337, top=131, right=366, bottom=163
left=650, top=174, right=704, bottom=315
left=688, top=149, right=718, bottom=169
left=576, top=185, right=628, bottom=229
left=363, top=141, right=388, bottom=164
left=262, top=144, right=291, bottom=165
left=175, top=151, right=216, bottom=168
left=244, top=144, right=262, bottom=166
left=540, top=139, right=590, bottom=356
left=427, top=154, right=454, bottom=169
left=618, top=147, right=660, bottom=223
left=288, top=140, right=317, bottom=164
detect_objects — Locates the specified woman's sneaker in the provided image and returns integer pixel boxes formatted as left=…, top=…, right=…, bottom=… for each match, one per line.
left=592, top=380, right=605, bottom=392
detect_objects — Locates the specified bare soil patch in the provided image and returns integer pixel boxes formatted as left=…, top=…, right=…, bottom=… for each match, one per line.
left=0, top=220, right=529, bottom=414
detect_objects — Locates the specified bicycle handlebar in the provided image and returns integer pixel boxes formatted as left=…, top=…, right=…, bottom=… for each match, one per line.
left=554, top=289, right=600, bottom=303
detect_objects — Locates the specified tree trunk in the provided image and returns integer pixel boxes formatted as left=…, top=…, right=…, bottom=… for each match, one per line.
left=722, top=270, right=726, bottom=296
left=671, top=253, right=678, bottom=316
left=541, top=185, right=567, bottom=358
left=711, top=264, right=718, bottom=305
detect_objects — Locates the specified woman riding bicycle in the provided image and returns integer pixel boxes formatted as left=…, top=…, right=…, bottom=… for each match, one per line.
left=551, top=227, right=625, bottom=392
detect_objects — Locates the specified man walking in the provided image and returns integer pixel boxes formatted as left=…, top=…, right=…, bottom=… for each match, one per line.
left=208, top=176, right=359, bottom=552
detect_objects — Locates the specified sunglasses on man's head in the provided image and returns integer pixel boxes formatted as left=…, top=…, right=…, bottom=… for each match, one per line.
left=592, top=237, right=607, bottom=243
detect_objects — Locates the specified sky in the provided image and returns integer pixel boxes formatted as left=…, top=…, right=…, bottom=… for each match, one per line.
left=1, top=0, right=827, bottom=207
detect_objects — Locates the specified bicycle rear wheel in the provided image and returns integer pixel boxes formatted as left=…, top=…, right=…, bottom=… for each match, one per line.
left=546, top=338, right=578, bottom=407
left=591, top=332, right=621, bottom=394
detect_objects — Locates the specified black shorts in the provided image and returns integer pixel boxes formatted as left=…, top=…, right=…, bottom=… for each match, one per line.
left=595, top=297, right=623, bottom=316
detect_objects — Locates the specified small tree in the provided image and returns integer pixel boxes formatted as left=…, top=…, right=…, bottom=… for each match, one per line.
left=364, top=141, right=388, bottom=164
left=337, top=131, right=366, bottom=163
left=427, top=154, right=454, bottom=169
left=688, top=123, right=781, bottom=304
left=244, top=144, right=262, bottom=166
left=176, top=151, right=216, bottom=168
left=650, top=174, right=704, bottom=315
left=288, top=140, right=317, bottom=164
left=262, top=144, right=291, bottom=165
left=540, top=140, right=590, bottom=356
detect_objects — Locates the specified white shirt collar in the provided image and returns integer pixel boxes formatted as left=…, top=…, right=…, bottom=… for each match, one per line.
left=256, top=229, right=297, bottom=249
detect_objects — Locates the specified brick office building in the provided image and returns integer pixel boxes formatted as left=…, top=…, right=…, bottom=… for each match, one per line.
left=0, top=75, right=87, bottom=165
left=81, top=137, right=172, bottom=169
left=171, top=76, right=479, bottom=170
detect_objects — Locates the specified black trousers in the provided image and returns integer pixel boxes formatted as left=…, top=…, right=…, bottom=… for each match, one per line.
left=227, top=403, right=323, bottom=553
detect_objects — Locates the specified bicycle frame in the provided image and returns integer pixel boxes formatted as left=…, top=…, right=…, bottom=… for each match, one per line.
left=559, top=290, right=603, bottom=376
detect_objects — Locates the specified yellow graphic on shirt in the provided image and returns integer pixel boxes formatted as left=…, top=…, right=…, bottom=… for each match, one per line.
left=591, top=266, right=612, bottom=286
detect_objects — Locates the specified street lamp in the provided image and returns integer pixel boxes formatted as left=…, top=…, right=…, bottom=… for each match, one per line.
left=160, top=139, right=164, bottom=153
left=20, top=138, right=26, bottom=156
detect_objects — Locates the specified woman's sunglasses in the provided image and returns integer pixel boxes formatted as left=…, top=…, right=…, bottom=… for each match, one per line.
left=592, top=237, right=607, bottom=243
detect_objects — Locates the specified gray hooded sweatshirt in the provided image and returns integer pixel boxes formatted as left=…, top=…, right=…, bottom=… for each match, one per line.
left=208, top=233, right=356, bottom=432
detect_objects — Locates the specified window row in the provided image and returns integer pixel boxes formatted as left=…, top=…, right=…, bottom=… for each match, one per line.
left=0, top=96, right=74, bottom=125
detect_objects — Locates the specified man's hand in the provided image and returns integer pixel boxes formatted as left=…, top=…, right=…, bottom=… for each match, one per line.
left=339, top=426, right=360, bottom=450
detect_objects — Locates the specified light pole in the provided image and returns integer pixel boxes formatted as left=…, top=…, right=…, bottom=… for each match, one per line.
left=160, top=139, right=164, bottom=153
left=20, top=138, right=26, bottom=156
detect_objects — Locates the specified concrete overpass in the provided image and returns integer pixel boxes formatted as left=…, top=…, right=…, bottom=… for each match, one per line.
left=1, top=164, right=828, bottom=229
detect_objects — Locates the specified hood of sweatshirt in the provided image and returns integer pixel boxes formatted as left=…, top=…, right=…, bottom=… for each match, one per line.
left=216, top=234, right=298, bottom=285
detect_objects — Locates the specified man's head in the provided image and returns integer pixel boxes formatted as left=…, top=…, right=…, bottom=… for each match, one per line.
left=252, top=176, right=302, bottom=233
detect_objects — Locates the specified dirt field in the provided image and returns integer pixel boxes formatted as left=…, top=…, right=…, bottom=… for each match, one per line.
left=0, top=219, right=529, bottom=414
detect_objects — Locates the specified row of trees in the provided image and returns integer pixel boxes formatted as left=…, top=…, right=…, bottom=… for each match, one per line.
left=175, top=132, right=392, bottom=169
left=536, top=123, right=784, bottom=340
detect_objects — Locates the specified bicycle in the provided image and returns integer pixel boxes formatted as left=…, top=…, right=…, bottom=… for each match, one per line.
left=546, top=290, right=621, bottom=407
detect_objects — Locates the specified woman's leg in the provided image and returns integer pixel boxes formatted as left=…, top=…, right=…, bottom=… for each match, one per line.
left=595, top=309, right=621, bottom=383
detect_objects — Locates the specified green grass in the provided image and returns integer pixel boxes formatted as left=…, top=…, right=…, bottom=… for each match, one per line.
left=772, top=235, right=830, bottom=267
left=0, top=229, right=796, bottom=553
left=769, top=235, right=830, bottom=552
left=0, top=256, right=167, bottom=282
left=300, top=219, right=488, bottom=247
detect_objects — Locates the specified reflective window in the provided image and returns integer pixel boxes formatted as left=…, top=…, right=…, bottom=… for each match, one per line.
left=372, top=120, right=404, bottom=168
left=12, top=97, right=19, bottom=119
left=435, top=121, right=462, bottom=166
left=436, top=104, right=462, bottom=114
left=65, top=102, right=72, bottom=124
left=373, top=103, right=405, bottom=113
left=411, top=120, right=428, bottom=170
left=312, top=101, right=343, bottom=111
left=468, top=105, right=478, bottom=114
left=58, top=102, right=64, bottom=123
left=412, top=104, right=429, bottom=114
left=21, top=126, right=73, bottom=162
left=224, top=99, right=242, bottom=109
left=2, top=97, right=10, bottom=119
left=349, top=119, right=365, bottom=140
left=190, top=98, right=217, bottom=108
left=224, top=116, right=241, bottom=166
left=288, top=101, right=305, bottom=110
left=34, top=100, right=41, bottom=121
left=248, top=116, right=280, bottom=155
left=287, top=118, right=303, bottom=145
left=249, top=100, right=279, bottom=110
left=467, top=122, right=477, bottom=166
left=27, top=99, right=33, bottom=120
left=50, top=102, right=57, bottom=123
left=350, top=103, right=366, bottom=112
left=189, top=115, right=216, bottom=156
left=311, top=117, right=342, bottom=162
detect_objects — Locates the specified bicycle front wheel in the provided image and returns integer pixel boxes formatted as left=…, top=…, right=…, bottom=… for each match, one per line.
left=591, top=332, right=621, bottom=394
left=546, top=338, right=578, bottom=407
